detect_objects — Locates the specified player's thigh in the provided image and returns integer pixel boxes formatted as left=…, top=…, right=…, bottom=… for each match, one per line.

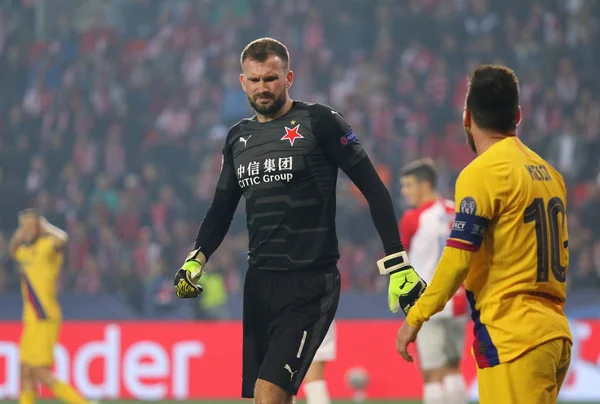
left=416, top=319, right=447, bottom=372
left=313, top=320, right=336, bottom=363
left=556, top=338, right=573, bottom=393
left=443, top=316, right=468, bottom=367
left=477, top=338, right=566, bottom=404
left=259, top=269, right=340, bottom=396
left=20, top=362, right=34, bottom=381
left=20, top=321, right=60, bottom=367
left=242, top=269, right=272, bottom=398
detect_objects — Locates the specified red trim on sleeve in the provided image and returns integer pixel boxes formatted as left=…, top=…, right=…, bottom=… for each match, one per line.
left=399, top=209, right=419, bottom=252
left=446, top=239, right=479, bottom=252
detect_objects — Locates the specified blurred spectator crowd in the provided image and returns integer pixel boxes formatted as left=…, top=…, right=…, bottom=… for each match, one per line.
left=0, top=0, right=599, bottom=314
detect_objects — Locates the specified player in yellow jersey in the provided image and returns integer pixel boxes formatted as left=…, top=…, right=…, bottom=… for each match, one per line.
left=396, top=65, right=572, bottom=404
left=9, top=209, right=95, bottom=404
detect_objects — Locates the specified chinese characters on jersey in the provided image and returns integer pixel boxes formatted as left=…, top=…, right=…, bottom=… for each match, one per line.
left=237, top=157, right=294, bottom=188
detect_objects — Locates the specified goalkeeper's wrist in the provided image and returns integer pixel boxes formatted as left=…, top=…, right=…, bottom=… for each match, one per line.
left=181, top=260, right=203, bottom=281
left=377, top=250, right=411, bottom=275
left=389, top=266, right=416, bottom=277
left=185, top=248, right=207, bottom=265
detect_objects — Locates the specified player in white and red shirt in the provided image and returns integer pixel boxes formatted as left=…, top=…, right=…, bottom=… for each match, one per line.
left=399, top=159, right=468, bottom=404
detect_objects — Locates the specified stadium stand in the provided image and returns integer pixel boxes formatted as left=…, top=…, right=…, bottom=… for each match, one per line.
left=0, top=0, right=598, bottom=320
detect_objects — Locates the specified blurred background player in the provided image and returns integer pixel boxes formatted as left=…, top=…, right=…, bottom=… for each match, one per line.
left=397, top=64, right=572, bottom=404
left=399, top=159, right=467, bottom=404
left=303, top=321, right=336, bottom=404
left=9, top=209, right=94, bottom=404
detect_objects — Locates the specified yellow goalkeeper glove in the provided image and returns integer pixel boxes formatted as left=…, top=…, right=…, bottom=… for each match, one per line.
left=377, top=251, right=427, bottom=315
left=174, top=249, right=204, bottom=298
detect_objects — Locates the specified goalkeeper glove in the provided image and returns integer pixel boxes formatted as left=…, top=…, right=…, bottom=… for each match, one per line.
left=174, top=249, right=205, bottom=298
left=377, top=251, right=427, bottom=315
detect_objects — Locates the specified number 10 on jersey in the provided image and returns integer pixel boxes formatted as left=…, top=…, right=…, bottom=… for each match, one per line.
left=524, top=197, right=568, bottom=283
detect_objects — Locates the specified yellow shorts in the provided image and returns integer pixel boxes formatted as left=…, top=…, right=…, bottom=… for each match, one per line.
left=477, top=338, right=572, bottom=404
left=19, top=321, right=60, bottom=367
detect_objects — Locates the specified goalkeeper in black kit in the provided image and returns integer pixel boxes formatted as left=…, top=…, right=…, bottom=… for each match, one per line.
left=174, top=37, right=426, bottom=404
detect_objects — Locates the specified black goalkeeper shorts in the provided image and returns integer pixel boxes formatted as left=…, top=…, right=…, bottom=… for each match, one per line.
left=241, top=266, right=340, bottom=398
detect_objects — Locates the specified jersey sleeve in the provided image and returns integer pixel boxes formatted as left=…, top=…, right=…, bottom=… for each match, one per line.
left=193, top=128, right=243, bottom=259
left=13, top=245, right=26, bottom=263
left=216, top=137, right=241, bottom=192
left=446, top=163, right=503, bottom=252
left=36, top=237, right=61, bottom=265
left=14, top=238, right=59, bottom=266
left=40, top=237, right=56, bottom=256
left=343, top=158, right=405, bottom=255
left=406, top=246, right=471, bottom=328
left=399, top=210, right=418, bottom=252
left=310, top=104, right=367, bottom=171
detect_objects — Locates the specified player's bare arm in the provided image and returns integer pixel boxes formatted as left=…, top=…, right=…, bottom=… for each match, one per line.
left=8, top=226, right=25, bottom=258
left=10, top=209, right=42, bottom=258
left=40, top=217, right=69, bottom=249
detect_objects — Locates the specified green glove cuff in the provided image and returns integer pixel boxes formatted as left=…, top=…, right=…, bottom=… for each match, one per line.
left=390, top=267, right=415, bottom=278
left=391, top=268, right=423, bottom=292
left=182, top=260, right=203, bottom=281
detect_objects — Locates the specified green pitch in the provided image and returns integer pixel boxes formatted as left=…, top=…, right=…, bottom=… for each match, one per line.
left=0, top=400, right=594, bottom=404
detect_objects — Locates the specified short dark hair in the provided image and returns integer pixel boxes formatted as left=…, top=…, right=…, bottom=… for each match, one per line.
left=466, top=64, right=519, bottom=134
left=240, top=37, right=290, bottom=69
left=400, top=158, right=438, bottom=187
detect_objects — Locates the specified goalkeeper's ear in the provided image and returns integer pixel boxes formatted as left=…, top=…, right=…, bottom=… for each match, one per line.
left=463, top=108, right=471, bottom=131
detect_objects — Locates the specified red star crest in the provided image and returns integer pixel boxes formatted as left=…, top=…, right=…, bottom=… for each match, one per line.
left=281, top=124, right=304, bottom=146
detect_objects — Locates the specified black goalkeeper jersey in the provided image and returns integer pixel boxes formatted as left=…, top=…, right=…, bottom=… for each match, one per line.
left=195, top=101, right=403, bottom=271
left=225, top=102, right=366, bottom=270
left=224, top=101, right=365, bottom=270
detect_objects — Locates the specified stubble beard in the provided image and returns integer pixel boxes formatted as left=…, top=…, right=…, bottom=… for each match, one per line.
left=465, top=128, right=477, bottom=154
left=248, top=91, right=287, bottom=117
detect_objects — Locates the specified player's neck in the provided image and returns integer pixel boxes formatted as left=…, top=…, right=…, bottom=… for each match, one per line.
left=474, top=131, right=511, bottom=155
left=255, top=97, right=294, bottom=123
left=417, top=192, right=439, bottom=207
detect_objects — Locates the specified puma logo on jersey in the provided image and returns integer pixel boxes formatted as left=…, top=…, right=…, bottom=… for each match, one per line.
left=284, top=364, right=298, bottom=381
left=239, top=136, right=252, bottom=147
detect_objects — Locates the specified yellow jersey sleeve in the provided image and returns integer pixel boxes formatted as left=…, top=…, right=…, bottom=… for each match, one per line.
left=39, top=236, right=58, bottom=256
left=14, top=245, right=27, bottom=264
left=406, top=247, right=471, bottom=327
left=447, top=162, right=505, bottom=251
left=14, top=236, right=57, bottom=264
